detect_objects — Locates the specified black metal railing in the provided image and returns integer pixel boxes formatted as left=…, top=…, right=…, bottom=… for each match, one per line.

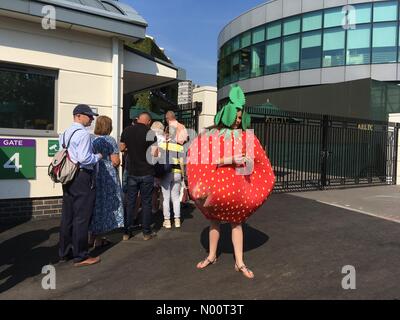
left=249, top=108, right=399, bottom=192
left=176, top=102, right=202, bottom=132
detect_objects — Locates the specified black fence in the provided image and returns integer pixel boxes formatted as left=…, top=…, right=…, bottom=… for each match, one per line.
left=176, top=102, right=202, bottom=132
left=249, top=107, right=399, bottom=192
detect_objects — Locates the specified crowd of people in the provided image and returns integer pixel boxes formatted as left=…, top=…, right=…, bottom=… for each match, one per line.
left=58, top=105, right=188, bottom=267
left=57, top=89, right=275, bottom=280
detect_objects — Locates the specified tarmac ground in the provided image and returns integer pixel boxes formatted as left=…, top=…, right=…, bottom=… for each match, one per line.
left=0, top=185, right=399, bottom=300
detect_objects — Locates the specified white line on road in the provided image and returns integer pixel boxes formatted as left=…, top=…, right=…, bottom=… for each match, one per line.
left=316, top=201, right=400, bottom=224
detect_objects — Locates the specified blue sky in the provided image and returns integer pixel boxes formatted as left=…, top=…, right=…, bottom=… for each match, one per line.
left=125, top=0, right=267, bottom=86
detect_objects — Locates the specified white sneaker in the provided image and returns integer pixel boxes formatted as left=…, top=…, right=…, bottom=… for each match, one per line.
left=174, top=218, right=181, bottom=228
left=163, top=219, right=171, bottom=229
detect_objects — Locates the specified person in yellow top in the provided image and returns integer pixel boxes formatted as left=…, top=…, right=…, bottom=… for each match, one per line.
left=159, top=126, right=185, bottom=228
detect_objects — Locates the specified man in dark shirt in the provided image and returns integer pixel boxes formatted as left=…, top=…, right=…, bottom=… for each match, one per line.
left=120, top=112, right=158, bottom=240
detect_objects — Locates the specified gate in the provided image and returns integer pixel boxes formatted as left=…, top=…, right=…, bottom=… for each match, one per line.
left=250, top=107, right=399, bottom=192
left=176, top=102, right=202, bottom=132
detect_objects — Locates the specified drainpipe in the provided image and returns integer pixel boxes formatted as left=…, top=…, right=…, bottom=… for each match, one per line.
left=112, top=37, right=121, bottom=142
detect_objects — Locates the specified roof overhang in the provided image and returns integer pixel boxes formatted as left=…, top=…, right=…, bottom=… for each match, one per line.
left=123, top=46, right=186, bottom=94
left=0, top=0, right=147, bottom=41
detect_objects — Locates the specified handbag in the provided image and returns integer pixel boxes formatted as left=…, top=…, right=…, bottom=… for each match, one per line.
left=154, top=141, right=172, bottom=178
left=179, top=179, right=189, bottom=203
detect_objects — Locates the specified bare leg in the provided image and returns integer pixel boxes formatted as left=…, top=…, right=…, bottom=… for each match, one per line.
left=197, top=220, right=220, bottom=268
left=231, top=223, right=254, bottom=278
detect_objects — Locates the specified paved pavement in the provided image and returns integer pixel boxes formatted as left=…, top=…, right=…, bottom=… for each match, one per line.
left=293, top=185, right=400, bottom=223
left=0, top=186, right=400, bottom=300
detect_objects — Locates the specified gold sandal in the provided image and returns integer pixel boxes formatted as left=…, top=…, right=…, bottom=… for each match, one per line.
left=196, top=257, right=217, bottom=269
left=235, top=263, right=254, bottom=279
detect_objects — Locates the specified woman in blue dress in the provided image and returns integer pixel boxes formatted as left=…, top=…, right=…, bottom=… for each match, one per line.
left=89, top=116, right=124, bottom=248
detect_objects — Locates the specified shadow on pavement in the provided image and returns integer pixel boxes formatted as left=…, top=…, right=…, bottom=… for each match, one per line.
left=0, top=217, right=31, bottom=234
left=0, top=226, right=59, bottom=293
left=200, top=223, right=269, bottom=257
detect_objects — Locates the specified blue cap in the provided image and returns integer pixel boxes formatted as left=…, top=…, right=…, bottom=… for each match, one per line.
left=73, top=104, right=99, bottom=117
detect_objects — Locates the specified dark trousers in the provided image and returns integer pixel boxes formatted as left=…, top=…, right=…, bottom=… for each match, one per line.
left=126, top=175, right=154, bottom=235
left=59, top=169, right=96, bottom=262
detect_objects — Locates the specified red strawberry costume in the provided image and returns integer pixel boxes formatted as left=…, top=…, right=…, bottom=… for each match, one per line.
left=186, top=85, right=275, bottom=223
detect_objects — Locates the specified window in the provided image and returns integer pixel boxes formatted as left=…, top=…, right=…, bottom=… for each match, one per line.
left=251, top=43, right=265, bottom=77
left=301, top=31, right=322, bottom=69
left=221, top=57, right=232, bottom=86
left=240, top=31, right=251, bottom=49
left=265, top=40, right=281, bottom=74
left=283, top=16, right=301, bottom=36
left=252, top=26, right=265, bottom=44
left=324, top=7, right=344, bottom=28
left=231, top=52, right=240, bottom=82
left=353, top=3, right=372, bottom=24
left=222, top=41, right=232, bottom=58
left=239, top=47, right=251, bottom=80
left=347, top=24, right=371, bottom=65
left=282, top=35, right=300, bottom=72
left=372, top=22, right=397, bottom=63
left=302, top=11, right=322, bottom=32
left=232, top=37, right=240, bottom=52
left=323, top=27, right=345, bottom=67
left=0, top=64, right=55, bottom=132
left=267, top=21, right=281, bottom=40
left=373, top=1, right=398, bottom=22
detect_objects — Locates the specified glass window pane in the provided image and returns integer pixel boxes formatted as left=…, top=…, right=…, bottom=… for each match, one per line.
left=282, top=35, right=300, bottom=72
left=373, top=1, right=398, bottom=22
left=301, top=31, right=322, bottom=69
left=372, top=22, right=397, bottom=63
left=324, top=7, right=344, bottom=28
left=240, top=31, right=251, bottom=49
left=354, top=3, right=372, bottom=24
left=251, top=44, right=265, bottom=77
left=232, top=37, right=240, bottom=52
left=302, top=11, right=322, bottom=32
left=222, top=41, right=232, bottom=58
left=221, top=57, right=232, bottom=86
left=0, top=67, right=55, bottom=130
left=239, top=48, right=251, bottom=80
left=265, top=40, right=281, bottom=74
left=283, top=16, right=300, bottom=36
left=346, top=24, right=371, bottom=65
left=252, top=26, right=265, bottom=44
left=323, top=27, right=345, bottom=67
left=231, top=53, right=240, bottom=82
left=267, top=21, right=281, bottom=40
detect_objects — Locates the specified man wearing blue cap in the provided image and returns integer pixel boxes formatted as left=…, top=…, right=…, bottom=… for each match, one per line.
left=59, top=104, right=103, bottom=267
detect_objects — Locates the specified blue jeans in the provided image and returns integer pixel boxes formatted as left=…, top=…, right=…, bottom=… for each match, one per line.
left=126, top=175, right=154, bottom=235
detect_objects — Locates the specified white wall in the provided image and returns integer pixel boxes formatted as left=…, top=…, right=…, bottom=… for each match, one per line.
left=193, top=86, right=217, bottom=131
left=0, top=16, right=116, bottom=199
left=389, top=114, right=400, bottom=186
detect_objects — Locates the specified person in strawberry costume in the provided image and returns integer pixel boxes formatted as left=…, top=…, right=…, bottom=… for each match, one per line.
left=187, top=85, right=275, bottom=279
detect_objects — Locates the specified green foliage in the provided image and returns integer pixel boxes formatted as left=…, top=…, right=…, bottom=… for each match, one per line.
left=221, top=102, right=237, bottom=127
left=229, top=85, right=246, bottom=109
left=134, top=91, right=151, bottom=109
left=214, top=109, right=223, bottom=126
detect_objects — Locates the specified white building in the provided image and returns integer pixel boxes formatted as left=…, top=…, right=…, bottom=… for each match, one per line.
left=0, top=0, right=185, bottom=220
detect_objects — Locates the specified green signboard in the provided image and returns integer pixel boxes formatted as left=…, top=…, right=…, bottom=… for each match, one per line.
left=48, top=140, right=60, bottom=157
left=0, top=138, right=36, bottom=179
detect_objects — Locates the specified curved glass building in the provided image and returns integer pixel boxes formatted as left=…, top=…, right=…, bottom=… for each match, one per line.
left=217, top=0, right=400, bottom=121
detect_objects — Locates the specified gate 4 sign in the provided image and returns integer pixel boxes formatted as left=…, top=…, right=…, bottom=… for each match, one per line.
left=0, top=138, right=36, bottom=179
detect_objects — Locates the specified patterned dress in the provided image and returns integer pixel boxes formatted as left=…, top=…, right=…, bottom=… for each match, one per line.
left=90, top=135, right=124, bottom=234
